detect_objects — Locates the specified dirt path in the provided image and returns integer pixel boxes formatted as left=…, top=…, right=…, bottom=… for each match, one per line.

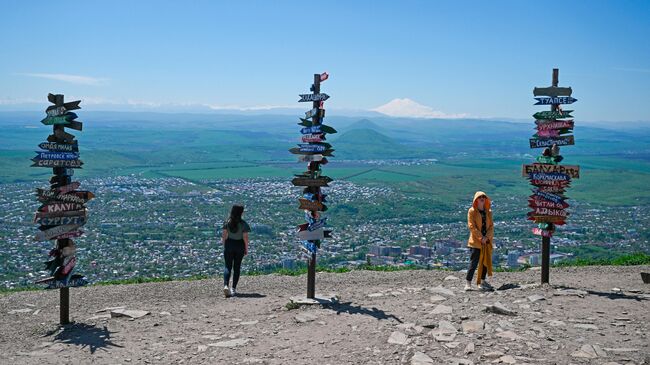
left=1, top=266, right=648, bottom=364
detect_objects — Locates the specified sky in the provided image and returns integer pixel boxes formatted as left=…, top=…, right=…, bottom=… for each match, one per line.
left=1, top=1, right=649, bottom=122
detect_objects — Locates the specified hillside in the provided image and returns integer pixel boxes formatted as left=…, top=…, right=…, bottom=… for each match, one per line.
left=1, top=266, right=648, bottom=364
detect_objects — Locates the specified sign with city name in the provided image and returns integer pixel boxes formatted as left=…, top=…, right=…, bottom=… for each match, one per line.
left=298, top=154, right=325, bottom=162
left=289, top=147, right=334, bottom=156
left=36, top=189, right=95, bottom=204
left=305, top=108, right=325, bottom=119
left=527, top=172, right=571, bottom=181
left=528, top=215, right=566, bottom=224
left=533, top=110, right=573, bottom=120
left=298, top=144, right=328, bottom=153
left=530, top=180, right=570, bottom=189
left=533, top=86, right=572, bottom=97
left=528, top=207, right=568, bottom=217
left=529, top=135, right=575, bottom=148
left=528, top=198, right=569, bottom=210
left=291, top=176, right=332, bottom=187
left=40, top=114, right=75, bottom=126
left=532, top=227, right=554, bottom=237
left=34, top=209, right=86, bottom=219
left=31, top=159, right=83, bottom=168
left=535, top=119, right=574, bottom=129
left=522, top=164, right=580, bottom=178
left=535, top=129, right=572, bottom=138
left=534, top=96, right=577, bottom=105
left=34, top=151, right=80, bottom=160
left=52, top=230, right=84, bottom=239
left=46, top=275, right=88, bottom=290
left=38, top=141, right=78, bottom=152
left=301, top=134, right=325, bottom=143
left=39, top=202, right=85, bottom=213
left=532, top=190, right=566, bottom=204
left=34, top=215, right=87, bottom=226
left=34, top=224, right=81, bottom=241
left=298, top=198, right=327, bottom=211
left=299, top=93, right=330, bottom=102
left=46, top=99, right=81, bottom=113
left=300, top=124, right=337, bottom=135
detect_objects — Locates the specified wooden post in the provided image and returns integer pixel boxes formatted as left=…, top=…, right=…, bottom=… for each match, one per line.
left=541, top=68, right=560, bottom=285
left=306, top=73, right=321, bottom=299
left=60, top=287, right=70, bottom=324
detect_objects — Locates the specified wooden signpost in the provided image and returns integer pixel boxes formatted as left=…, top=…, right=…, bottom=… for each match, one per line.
left=290, top=73, right=336, bottom=299
left=524, top=69, right=580, bottom=284
left=31, top=94, right=92, bottom=325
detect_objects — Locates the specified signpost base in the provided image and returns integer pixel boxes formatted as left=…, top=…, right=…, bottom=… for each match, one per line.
left=541, top=236, right=550, bottom=284
left=307, top=253, right=316, bottom=299
left=60, top=287, right=70, bottom=325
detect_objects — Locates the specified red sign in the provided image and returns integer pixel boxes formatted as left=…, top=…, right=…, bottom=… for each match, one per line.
left=528, top=199, right=569, bottom=210
left=301, top=133, right=325, bottom=143
left=532, top=228, right=554, bottom=237
left=528, top=207, right=568, bottom=217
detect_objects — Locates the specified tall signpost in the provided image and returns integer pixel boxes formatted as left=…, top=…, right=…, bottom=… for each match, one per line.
left=523, top=69, right=580, bottom=284
left=290, top=72, right=335, bottom=299
left=32, top=94, right=93, bottom=324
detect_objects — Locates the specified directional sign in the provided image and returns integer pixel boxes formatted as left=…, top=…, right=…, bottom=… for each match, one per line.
left=533, top=86, right=572, bottom=97
left=52, top=230, right=84, bottom=240
left=536, top=120, right=574, bottom=130
left=298, top=198, right=327, bottom=211
left=535, top=129, right=573, bottom=138
left=46, top=96, right=81, bottom=112
left=46, top=275, right=88, bottom=290
left=65, top=120, right=83, bottom=131
left=301, top=125, right=322, bottom=134
left=532, top=190, right=566, bottom=204
left=40, top=115, right=72, bottom=126
left=529, top=135, right=575, bottom=149
left=38, top=141, right=79, bottom=152
left=533, top=110, right=573, bottom=120
left=533, top=186, right=567, bottom=194
left=522, top=164, right=580, bottom=178
left=299, top=93, right=330, bottom=102
left=301, top=241, right=319, bottom=254
left=298, top=218, right=328, bottom=232
left=289, top=147, right=334, bottom=156
left=34, top=209, right=86, bottom=219
left=39, top=202, right=85, bottom=213
left=528, top=172, right=571, bottom=181
left=532, top=227, right=554, bottom=237
left=34, top=224, right=81, bottom=241
left=302, top=134, right=325, bottom=143
left=528, top=207, right=568, bottom=217
left=36, top=189, right=94, bottom=204
left=34, top=151, right=79, bottom=160
left=34, top=215, right=87, bottom=226
left=528, top=198, right=569, bottom=210
left=31, top=159, right=83, bottom=168
left=305, top=108, right=325, bottom=119
left=56, top=182, right=81, bottom=194
left=46, top=106, right=68, bottom=117
left=298, top=154, right=325, bottom=162
left=291, top=176, right=332, bottom=187
left=52, top=128, right=75, bottom=143
left=298, top=144, right=328, bottom=153
left=534, top=97, right=577, bottom=105
left=528, top=215, right=566, bottom=224
left=298, top=228, right=332, bottom=241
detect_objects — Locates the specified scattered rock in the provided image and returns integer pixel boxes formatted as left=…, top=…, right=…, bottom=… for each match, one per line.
left=8, top=308, right=33, bottom=314
left=428, top=286, right=455, bottom=297
left=430, top=304, right=453, bottom=315
left=497, top=355, right=517, bottom=364
left=527, top=294, right=545, bottom=303
left=208, top=338, right=250, bottom=348
left=464, top=342, right=475, bottom=355
left=159, top=311, right=171, bottom=316
left=547, top=320, right=565, bottom=327
left=462, top=320, right=484, bottom=333
left=554, top=289, right=588, bottom=297
left=483, top=302, right=516, bottom=316
left=367, top=293, right=383, bottom=298
left=388, top=331, right=409, bottom=345
left=294, top=313, right=318, bottom=323
left=574, top=324, right=598, bottom=330
left=430, top=320, right=457, bottom=342
left=444, top=275, right=459, bottom=281
left=411, top=351, right=434, bottom=365
left=571, top=344, right=599, bottom=359
left=444, top=341, right=461, bottom=349
left=429, top=295, right=447, bottom=303
left=495, top=330, right=522, bottom=341
left=110, top=309, right=150, bottom=319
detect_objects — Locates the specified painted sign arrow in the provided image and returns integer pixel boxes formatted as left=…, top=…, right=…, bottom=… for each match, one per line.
left=299, top=93, right=330, bottom=102
left=291, top=176, right=332, bottom=187
left=536, top=120, right=574, bottom=130
left=298, top=198, right=327, bottom=211
left=532, top=190, right=566, bottom=204
left=298, top=144, right=328, bottom=153
left=46, top=97, right=81, bottom=112
left=65, top=120, right=83, bottom=131
left=34, top=224, right=81, bottom=241
left=532, top=227, right=554, bottom=237
left=302, top=133, right=325, bottom=143
left=528, top=172, right=571, bottom=182
left=533, top=110, right=573, bottom=120
left=56, top=182, right=81, bottom=194
left=34, top=215, right=87, bottom=226
left=34, top=209, right=86, bottom=219
left=528, top=215, right=566, bottom=225
left=31, top=159, right=83, bottom=168
left=528, top=207, right=568, bottom=217
left=528, top=199, right=569, bottom=210
left=301, top=241, right=319, bottom=254
left=297, top=218, right=328, bottom=232
left=298, top=154, right=325, bottom=162
left=34, top=151, right=80, bottom=160
left=38, top=141, right=78, bottom=152
left=52, top=230, right=84, bottom=239
left=522, top=164, right=580, bottom=179
left=529, top=135, right=575, bottom=149
left=36, top=189, right=94, bottom=204
left=534, top=129, right=572, bottom=138
left=298, top=228, right=332, bottom=241
left=305, top=108, right=325, bottom=119
left=38, top=202, right=85, bottom=213
left=532, top=186, right=567, bottom=194
left=534, top=96, right=577, bottom=105
left=533, top=86, right=572, bottom=97
left=52, top=129, right=75, bottom=143
left=289, top=147, right=334, bottom=156
left=45, top=275, right=88, bottom=290
left=300, top=124, right=337, bottom=134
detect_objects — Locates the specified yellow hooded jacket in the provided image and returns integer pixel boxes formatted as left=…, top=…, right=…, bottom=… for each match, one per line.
left=467, top=191, right=494, bottom=284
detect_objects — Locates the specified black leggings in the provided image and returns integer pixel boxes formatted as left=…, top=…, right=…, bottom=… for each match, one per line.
left=224, top=239, right=245, bottom=288
left=466, top=247, right=487, bottom=282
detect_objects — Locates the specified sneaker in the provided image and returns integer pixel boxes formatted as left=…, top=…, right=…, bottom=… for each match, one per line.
left=230, top=287, right=236, bottom=297
left=223, top=285, right=231, bottom=298
left=480, top=282, right=493, bottom=291
left=464, top=283, right=472, bottom=291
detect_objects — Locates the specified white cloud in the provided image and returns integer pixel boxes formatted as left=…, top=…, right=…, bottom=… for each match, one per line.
left=372, top=98, right=468, bottom=119
left=206, top=103, right=296, bottom=111
left=20, top=73, right=108, bottom=85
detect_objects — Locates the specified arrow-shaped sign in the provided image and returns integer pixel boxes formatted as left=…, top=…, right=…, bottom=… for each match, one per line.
left=533, top=86, right=572, bottom=97
left=291, top=176, right=332, bottom=187
left=289, top=147, right=334, bottom=156
left=522, top=163, right=580, bottom=179
left=302, top=133, right=325, bottom=143
left=34, top=224, right=81, bottom=241
left=535, top=120, right=574, bottom=130
left=38, top=141, right=78, bottom=152
left=34, top=215, right=87, bottom=226
left=298, top=198, right=327, bottom=211
left=39, top=202, right=85, bottom=213
left=34, top=151, right=80, bottom=160
left=529, top=135, right=575, bottom=149
left=534, top=97, right=577, bottom=105
left=31, top=159, right=83, bottom=168
left=299, top=93, right=330, bottom=102
left=533, top=110, right=573, bottom=120
left=298, top=144, right=328, bottom=153
left=305, top=108, right=325, bottom=120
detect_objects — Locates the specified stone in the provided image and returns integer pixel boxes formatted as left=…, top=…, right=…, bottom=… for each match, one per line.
left=498, top=355, right=517, bottom=364
left=388, top=331, right=409, bottom=345
left=464, top=342, right=475, bottom=354
left=368, top=293, right=383, bottom=298
left=8, top=309, right=33, bottom=314
left=444, top=341, right=461, bottom=349
left=462, top=320, right=484, bottom=333
left=547, top=320, right=565, bottom=327
left=484, top=302, right=516, bottom=316
left=431, top=304, right=453, bottom=315
left=429, top=295, right=447, bottom=303
left=430, top=320, right=457, bottom=342
left=197, top=345, right=208, bottom=352
left=444, top=275, right=460, bottom=281
left=294, top=313, right=318, bottom=323
left=110, top=309, right=150, bottom=319
left=428, top=286, right=455, bottom=297
left=527, top=294, right=545, bottom=303
left=574, top=324, right=598, bottom=330
left=496, top=330, right=522, bottom=341
left=483, top=351, right=504, bottom=359
left=159, top=311, right=171, bottom=316
left=449, top=359, right=474, bottom=365
left=554, top=289, right=587, bottom=297
left=418, top=320, right=437, bottom=329
left=411, top=351, right=434, bottom=365
left=240, top=320, right=259, bottom=326
left=208, top=338, right=250, bottom=348
left=95, top=306, right=126, bottom=313
left=571, top=344, right=598, bottom=359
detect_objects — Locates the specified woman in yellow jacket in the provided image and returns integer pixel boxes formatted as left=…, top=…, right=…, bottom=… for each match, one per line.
left=465, top=191, right=494, bottom=291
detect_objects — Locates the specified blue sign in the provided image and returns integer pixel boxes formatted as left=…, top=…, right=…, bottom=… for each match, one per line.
left=534, top=96, right=577, bottom=105
left=34, top=151, right=80, bottom=160
left=308, top=218, right=328, bottom=231
left=528, top=172, right=571, bottom=181
left=299, top=144, right=327, bottom=153
left=533, top=190, right=565, bottom=204
left=301, top=241, right=318, bottom=254
left=301, top=126, right=322, bottom=134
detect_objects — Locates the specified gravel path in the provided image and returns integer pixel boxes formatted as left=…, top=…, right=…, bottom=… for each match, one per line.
left=1, top=266, right=649, bottom=364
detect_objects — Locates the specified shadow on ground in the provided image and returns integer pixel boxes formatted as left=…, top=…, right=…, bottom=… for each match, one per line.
left=323, top=301, right=403, bottom=323
left=50, top=323, right=123, bottom=354
left=234, top=292, right=266, bottom=298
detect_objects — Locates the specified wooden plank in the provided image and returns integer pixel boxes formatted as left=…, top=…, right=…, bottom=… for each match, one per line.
left=528, top=215, right=566, bottom=224
left=527, top=172, right=571, bottom=181
left=40, top=115, right=72, bottom=126
left=64, top=120, right=83, bottom=131
left=534, top=129, right=571, bottom=138
left=305, top=108, right=325, bottom=119
left=34, top=215, right=86, bottom=226
left=36, top=189, right=94, bottom=204
left=53, top=129, right=75, bottom=143
left=291, top=176, right=332, bottom=187
left=300, top=125, right=337, bottom=134
left=45, top=275, right=88, bottom=290
left=298, top=199, right=327, bottom=211
left=298, top=154, right=325, bottom=162
left=301, top=134, right=325, bottom=143
left=31, top=159, right=83, bottom=168
left=533, top=86, right=572, bottom=97
left=534, top=96, right=577, bottom=105
left=34, top=151, right=79, bottom=160
left=528, top=198, right=569, bottom=210
left=299, top=93, right=330, bottom=102
left=532, top=190, right=566, bottom=204
left=34, top=209, right=86, bottom=219
left=528, top=207, right=568, bottom=218
left=298, top=144, right=328, bottom=153
left=33, top=224, right=80, bottom=241
left=532, top=186, right=567, bottom=194
left=46, top=100, right=81, bottom=113
left=38, top=202, right=84, bottom=213
left=298, top=228, right=332, bottom=241
left=38, top=141, right=78, bottom=152
left=533, top=110, right=573, bottom=120
left=289, top=147, right=334, bottom=156
left=522, top=164, right=580, bottom=178
left=536, top=120, right=574, bottom=130
left=532, top=227, right=554, bottom=237
left=52, top=230, right=83, bottom=239
left=529, top=135, right=574, bottom=148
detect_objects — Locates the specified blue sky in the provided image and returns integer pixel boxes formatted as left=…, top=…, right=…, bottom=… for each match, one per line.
left=1, top=1, right=649, bottom=121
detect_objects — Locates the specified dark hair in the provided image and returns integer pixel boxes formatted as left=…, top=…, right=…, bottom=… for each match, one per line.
left=227, top=205, right=245, bottom=232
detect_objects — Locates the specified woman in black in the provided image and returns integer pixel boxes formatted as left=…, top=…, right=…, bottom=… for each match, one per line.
left=221, top=205, right=251, bottom=297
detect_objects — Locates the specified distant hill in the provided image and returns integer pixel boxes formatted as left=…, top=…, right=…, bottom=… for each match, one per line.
left=332, top=128, right=426, bottom=159
left=345, top=119, right=384, bottom=132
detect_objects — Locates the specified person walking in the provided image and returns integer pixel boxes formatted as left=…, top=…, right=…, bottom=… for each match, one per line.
left=465, top=191, right=494, bottom=291
left=221, top=204, right=250, bottom=298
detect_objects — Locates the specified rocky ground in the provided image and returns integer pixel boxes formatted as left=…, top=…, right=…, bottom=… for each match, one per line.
left=1, top=265, right=649, bottom=365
